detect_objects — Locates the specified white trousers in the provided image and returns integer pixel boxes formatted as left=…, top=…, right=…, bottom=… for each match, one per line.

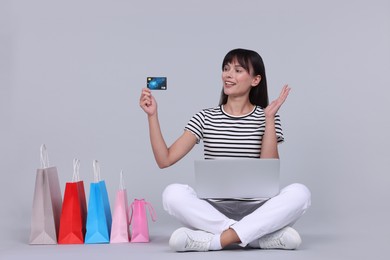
left=162, top=183, right=311, bottom=246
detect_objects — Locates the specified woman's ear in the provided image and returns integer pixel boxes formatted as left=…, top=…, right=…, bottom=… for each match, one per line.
left=251, top=75, right=261, bottom=87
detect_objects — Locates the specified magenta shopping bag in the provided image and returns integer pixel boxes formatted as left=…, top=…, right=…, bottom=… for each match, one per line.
left=129, top=199, right=157, bottom=243
left=110, top=171, right=130, bottom=243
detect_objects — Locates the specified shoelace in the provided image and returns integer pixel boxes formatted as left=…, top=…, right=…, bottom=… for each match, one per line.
left=261, top=233, right=286, bottom=248
left=185, top=235, right=211, bottom=251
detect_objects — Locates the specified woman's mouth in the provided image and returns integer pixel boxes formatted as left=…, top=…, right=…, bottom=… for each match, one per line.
left=224, top=81, right=235, bottom=87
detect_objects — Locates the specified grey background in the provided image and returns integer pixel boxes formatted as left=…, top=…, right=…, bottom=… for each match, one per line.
left=1, top=0, right=389, bottom=259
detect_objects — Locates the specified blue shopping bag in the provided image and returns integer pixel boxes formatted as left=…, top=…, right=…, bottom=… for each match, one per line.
left=85, top=160, right=112, bottom=244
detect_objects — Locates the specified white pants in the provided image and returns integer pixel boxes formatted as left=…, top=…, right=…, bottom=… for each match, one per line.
left=162, top=183, right=311, bottom=246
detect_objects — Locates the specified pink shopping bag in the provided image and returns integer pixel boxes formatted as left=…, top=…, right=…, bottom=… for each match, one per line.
left=110, top=171, right=130, bottom=243
left=129, top=199, right=157, bottom=242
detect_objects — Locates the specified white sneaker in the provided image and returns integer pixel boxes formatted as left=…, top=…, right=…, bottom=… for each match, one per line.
left=258, top=227, right=302, bottom=250
left=169, top=227, right=214, bottom=252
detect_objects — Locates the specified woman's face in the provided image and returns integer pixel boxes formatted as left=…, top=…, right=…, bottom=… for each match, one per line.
left=222, top=59, right=260, bottom=99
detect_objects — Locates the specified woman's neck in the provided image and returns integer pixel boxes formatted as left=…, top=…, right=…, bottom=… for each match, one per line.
left=222, top=100, right=255, bottom=116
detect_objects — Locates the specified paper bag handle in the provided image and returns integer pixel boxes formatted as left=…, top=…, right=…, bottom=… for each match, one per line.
left=119, top=170, right=125, bottom=190
left=40, top=144, right=50, bottom=169
left=145, top=201, right=157, bottom=222
left=93, top=160, right=101, bottom=183
left=128, top=199, right=157, bottom=224
left=72, top=158, right=81, bottom=182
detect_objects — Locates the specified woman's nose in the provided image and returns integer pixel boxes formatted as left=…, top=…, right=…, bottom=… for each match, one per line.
left=224, top=70, right=232, bottom=78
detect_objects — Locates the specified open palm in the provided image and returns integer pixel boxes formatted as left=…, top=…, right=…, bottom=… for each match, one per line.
left=264, top=84, right=291, bottom=118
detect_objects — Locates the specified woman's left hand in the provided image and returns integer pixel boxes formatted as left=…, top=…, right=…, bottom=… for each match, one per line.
left=264, top=84, right=291, bottom=119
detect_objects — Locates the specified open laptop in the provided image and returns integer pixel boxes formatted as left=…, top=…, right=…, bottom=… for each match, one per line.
left=194, top=158, right=280, bottom=199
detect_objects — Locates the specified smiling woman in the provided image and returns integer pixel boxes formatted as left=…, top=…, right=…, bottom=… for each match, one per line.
left=221, top=60, right=261, bottom=113
left=139, top=48, right=311, bottom=252
left=219, top=49, right=269, bottom=110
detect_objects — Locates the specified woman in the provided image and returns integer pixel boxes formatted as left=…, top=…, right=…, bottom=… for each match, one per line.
left=139, top=48, right=311, bottom=252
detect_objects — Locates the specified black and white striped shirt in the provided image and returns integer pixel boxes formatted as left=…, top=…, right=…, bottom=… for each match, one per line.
left=185, top=105, right=284, bottom=159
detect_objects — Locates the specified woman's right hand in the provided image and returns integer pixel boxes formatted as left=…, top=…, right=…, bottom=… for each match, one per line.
left=139, top=88, right=157, bottom=116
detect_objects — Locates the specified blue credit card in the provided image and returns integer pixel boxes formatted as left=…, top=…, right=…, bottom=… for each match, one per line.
left=147, top=77, right=167, bottom=90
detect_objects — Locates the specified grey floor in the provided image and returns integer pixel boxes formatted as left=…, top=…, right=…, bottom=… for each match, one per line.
left=1, top=221, right=388, bottom=260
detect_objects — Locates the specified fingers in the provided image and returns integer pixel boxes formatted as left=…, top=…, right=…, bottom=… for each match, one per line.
left=277, top=84, right=290, bottom=104
left=140, top=88, right=152, bottom=108
left=280, top=84, right=290, bottom=98
left=140, top=88, right=151, bottom=101
left=265, top=85, right=291, bottom=118
left=139, top=88, right=158, bottom=116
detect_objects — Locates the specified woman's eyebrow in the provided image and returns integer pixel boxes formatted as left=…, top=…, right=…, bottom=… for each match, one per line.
left=224, top=63, right=244, bottom=69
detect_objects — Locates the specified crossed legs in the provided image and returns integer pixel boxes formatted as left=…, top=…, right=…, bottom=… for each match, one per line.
left=163, top=183, right=311, bottom=250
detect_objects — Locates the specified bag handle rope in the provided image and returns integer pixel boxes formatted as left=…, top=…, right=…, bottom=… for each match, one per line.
left=119, top=170, right=125, bottom=190
left=128, top=199, right=157, bottom=224
left=72, top=158, right=81, bottom=182
left=40, top=144, right=50, bottom=169
left=93, top=160, right=101, bottom=183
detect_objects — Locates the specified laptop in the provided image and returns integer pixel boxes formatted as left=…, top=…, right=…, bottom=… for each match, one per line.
left=194, top=158, right=280, bottom=199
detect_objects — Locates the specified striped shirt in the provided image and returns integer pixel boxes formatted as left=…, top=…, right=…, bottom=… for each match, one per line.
left=185, top=105, right=284, bottom=159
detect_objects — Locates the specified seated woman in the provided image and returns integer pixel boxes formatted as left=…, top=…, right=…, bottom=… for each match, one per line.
left=139, top=48, right=311, bottom=252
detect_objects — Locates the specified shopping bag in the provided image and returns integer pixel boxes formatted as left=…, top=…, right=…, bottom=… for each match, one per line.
left=29, top=144, right=63, bottom=245
left=85, top=160, right=112, bottom=244
left=110, top=171, right=130, bottom=243
left=129, top=199, right=157, bottom=243
left=58, top=159, right=87, bottom=244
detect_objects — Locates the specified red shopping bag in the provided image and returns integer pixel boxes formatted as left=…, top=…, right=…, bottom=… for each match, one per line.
left=58, top=159, right=87, bottom=244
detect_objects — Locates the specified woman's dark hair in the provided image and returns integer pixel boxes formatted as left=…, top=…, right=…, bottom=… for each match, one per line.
left=219, top=48, right=269, bottom=108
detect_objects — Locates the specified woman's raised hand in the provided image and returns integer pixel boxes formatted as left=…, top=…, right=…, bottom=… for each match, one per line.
left=264, top=84, right=291, bottom=119
left=139, top=88, right=157, bottom=116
